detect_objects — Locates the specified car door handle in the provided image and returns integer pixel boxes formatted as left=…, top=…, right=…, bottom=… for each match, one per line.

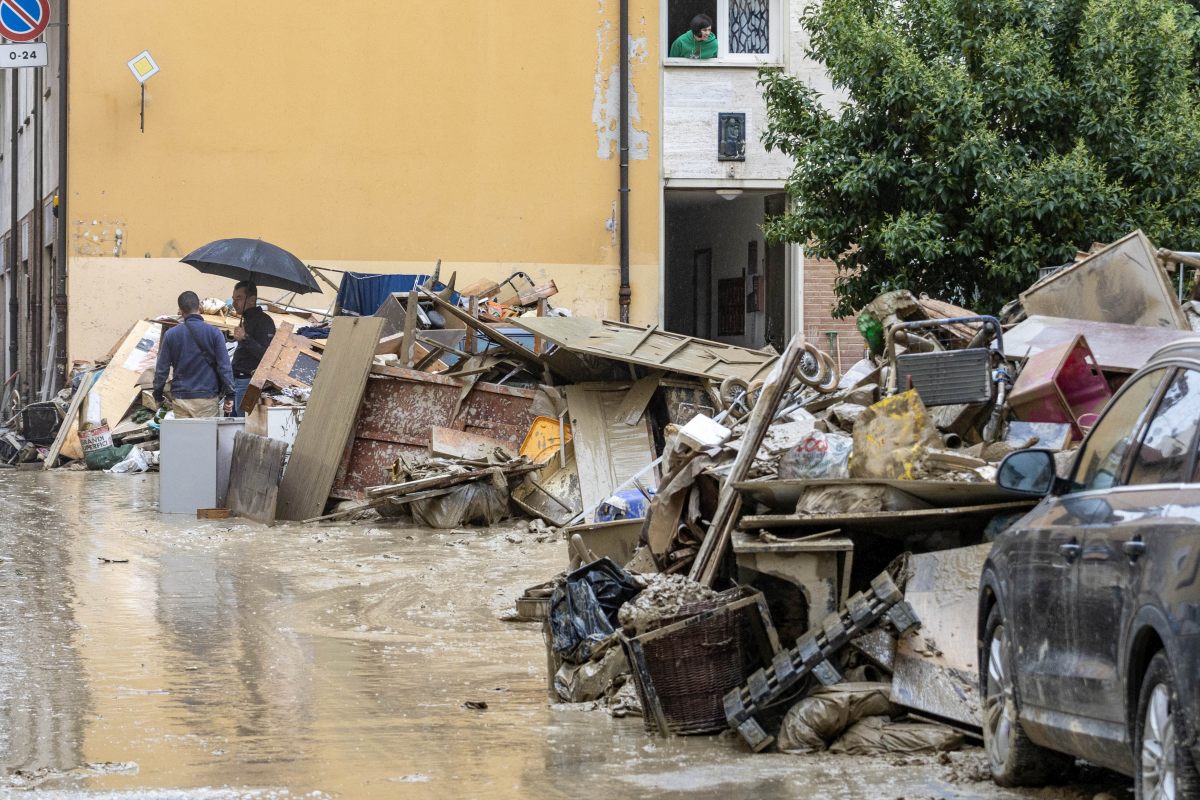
left=1059, top=541, right=1082, bottom=561
left=1122, top=538, right=1146, bottom=560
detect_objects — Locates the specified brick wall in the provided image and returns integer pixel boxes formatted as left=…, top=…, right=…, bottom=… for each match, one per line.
left=802, top=257, right=866, bottom=371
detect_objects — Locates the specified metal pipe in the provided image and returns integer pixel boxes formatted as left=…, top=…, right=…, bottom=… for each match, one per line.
left=9, top=66, right=18, bottom=386
left=53, top=1, right=68, bottom=393
left=33, top=48, right=42, bottom=396
left=617, top=0, right=631, bottom=323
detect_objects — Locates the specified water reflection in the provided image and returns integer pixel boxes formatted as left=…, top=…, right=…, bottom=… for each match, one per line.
left=0, top=472, right=1114, bottom=799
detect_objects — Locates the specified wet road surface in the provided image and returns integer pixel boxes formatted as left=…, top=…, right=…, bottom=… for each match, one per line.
left=0, top=471, right=1132, bottom=798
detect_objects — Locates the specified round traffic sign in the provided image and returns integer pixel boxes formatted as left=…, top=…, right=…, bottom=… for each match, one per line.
left=0, top=0, right=49, bottom=43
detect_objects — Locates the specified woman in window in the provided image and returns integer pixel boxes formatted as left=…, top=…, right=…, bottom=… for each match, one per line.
left=670, top=14, right=718, bottom=59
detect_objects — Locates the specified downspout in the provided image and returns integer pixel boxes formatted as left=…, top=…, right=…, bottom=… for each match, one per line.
left=53, top=0, right=67, bottom=391
left=33, top=45, right=43, bottom=395
left=618, top=0, right=631, bottom=323
left=9, top=67, right=19, bottom=384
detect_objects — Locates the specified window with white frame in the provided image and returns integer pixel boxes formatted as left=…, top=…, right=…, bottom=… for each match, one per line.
left=665, top=0, right=781, bottom=63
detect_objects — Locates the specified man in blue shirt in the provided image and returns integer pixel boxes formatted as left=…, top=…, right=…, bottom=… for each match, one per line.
left=153, top=291, right=235, bottom=418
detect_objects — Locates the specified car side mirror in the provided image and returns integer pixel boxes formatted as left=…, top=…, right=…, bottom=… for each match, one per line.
left=997, top=449, right=1058, bottom=496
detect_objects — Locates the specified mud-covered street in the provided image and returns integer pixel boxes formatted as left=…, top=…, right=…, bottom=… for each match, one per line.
left=0, top=472, right=1129, bottom=799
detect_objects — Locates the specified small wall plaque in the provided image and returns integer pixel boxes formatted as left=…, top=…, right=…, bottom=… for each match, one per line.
left=718, top=112, right=746, bottom=161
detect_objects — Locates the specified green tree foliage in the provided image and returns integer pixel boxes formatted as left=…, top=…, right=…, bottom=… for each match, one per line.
left=761, top=0, right=1200, bottom=315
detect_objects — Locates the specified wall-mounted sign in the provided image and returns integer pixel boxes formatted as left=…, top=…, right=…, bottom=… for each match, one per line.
left=0, top=41, right=45, bottom=68
left=127, top=50, right=159, bottom=84
left=0, top=0, right=49, bottom=43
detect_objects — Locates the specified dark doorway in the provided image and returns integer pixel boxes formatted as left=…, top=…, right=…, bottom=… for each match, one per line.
left=664, top=189, right=787, bottom=349
left=764, top=193, right=787, bottom=352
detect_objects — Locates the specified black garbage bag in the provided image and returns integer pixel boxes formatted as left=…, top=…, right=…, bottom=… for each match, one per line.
left=549, top=558, right=642, bottom=664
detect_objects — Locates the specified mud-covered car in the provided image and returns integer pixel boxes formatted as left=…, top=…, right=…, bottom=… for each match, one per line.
left=979, top=339, right=1200, bottom=799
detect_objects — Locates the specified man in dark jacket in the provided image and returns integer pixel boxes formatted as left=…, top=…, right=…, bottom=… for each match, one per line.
left=153, top=290, right=235, bottom=418
left=230, top=280, right=276, bottom=416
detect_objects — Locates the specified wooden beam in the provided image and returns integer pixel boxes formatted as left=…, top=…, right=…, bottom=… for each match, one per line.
left=42, top=368, right=101, bottom=468
left=689, top=330, right=808, bottom=587
left=275, top=316, right=386, bottom=521
left=399, top=289, right=419, bottom=369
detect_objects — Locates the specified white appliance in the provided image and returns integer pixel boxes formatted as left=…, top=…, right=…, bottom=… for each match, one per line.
left=159, top=418, right=245, bottom=514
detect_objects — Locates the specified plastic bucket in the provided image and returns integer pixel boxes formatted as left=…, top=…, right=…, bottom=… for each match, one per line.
left=78, top=424, right=113, bottom=454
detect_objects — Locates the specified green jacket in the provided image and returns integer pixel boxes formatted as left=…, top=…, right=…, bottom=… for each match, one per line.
left=669, top=31, right=718, bottom=59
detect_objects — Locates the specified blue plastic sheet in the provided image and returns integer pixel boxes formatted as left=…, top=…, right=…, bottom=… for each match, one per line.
left=334, top=272, right=458, bottom=317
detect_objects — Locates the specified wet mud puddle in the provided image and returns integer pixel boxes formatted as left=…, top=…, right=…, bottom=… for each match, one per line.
left=0, top=472, right=1129, bottom=799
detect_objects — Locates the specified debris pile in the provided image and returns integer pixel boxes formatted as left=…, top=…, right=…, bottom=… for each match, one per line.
left=516, top=227, right=1199, bottom=760
left=12, top=228, right=1193, bottom=761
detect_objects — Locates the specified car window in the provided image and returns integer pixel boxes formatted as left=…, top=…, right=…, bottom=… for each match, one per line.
left=1069, top=368, right=1168, bottom=493
left=1129, top=368, right=1200, bottom=485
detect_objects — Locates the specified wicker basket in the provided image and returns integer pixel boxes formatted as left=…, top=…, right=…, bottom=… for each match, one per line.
left=620, top=589, right=779, bottom=736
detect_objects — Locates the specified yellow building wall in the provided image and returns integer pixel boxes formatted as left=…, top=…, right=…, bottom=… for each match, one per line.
left=67, top=2, right=660, bottom=361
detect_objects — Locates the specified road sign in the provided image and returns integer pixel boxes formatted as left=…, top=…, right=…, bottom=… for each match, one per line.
left=127, top=50, right=159, bottom=84
left=0, top=42, right=44, bottom=67
left=0, top=0, right=49, bottom=43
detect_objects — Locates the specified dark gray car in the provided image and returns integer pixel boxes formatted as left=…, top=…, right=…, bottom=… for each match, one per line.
left=979, top=340, right=1200, bottom=799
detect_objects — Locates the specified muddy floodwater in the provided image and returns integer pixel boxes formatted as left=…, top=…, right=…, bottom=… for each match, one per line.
left=0, top=472, right=1131, bottom=799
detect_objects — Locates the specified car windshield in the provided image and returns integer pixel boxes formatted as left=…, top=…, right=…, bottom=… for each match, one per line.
left=1069, top=368, right=1167, bottom=492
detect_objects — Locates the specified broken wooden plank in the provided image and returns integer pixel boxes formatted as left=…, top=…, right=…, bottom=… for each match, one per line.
left=738, top=501, right=1035, bottom=533
left=43, top=368, right=101, bottom=468
left=241, top=322, right=323, bottom=413
left=733, top=478, right=1029, bottom=513
left=400, top=289, right=419, bottom=368
left=565, top=385, right=659, bottom=523
left=690, top=331, right=808, bottom=587
left=510, top=316, right=779, bottom=384
left=516, top=280, right=558, bottom=305
left=421, top=289, right=541, bottom=364
left=275, top=316, right=386, bottom=521
left=226, top=431, right=289, bottom=526
left=615, top=374, right=661, bottom=426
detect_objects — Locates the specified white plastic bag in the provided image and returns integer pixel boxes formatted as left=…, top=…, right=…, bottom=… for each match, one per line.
left=107, top=447, right=150, bottom=474
left=779, top=431, right=853, bottom=480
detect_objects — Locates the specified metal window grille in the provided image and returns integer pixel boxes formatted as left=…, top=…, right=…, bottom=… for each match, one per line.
left=729, top=0, right=769, bottom=53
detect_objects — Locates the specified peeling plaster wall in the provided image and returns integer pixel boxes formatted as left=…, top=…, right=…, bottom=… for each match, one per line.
left=593, top=7, right=651, bottom=160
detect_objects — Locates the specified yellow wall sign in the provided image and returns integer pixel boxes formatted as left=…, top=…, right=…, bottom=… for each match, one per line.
left=126, top=50, right=158, bottom=83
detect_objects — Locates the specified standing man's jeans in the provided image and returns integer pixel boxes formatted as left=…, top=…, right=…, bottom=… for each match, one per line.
left=232, top=376, right=252, bottom=418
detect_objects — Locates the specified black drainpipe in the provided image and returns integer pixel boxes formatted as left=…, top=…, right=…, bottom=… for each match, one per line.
left=33, top=43, right=43, bottom=396
left=53, top=0, right=68, bottom=391
left=618, top=0, right=631, bottom=323
left=9, top=66, right=18, bottom=383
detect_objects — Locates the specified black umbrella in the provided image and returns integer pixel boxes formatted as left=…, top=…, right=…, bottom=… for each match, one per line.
left=180, top=238, right=322, bottom=295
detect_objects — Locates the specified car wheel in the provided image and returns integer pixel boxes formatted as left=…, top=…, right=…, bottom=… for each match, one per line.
left=982, top=606, right=1073, bottom=786
left=1136, top=652, right=1200, bottom=800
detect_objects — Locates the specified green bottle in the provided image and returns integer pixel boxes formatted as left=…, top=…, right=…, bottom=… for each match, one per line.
left=857, top=312, right=885, bottom=357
